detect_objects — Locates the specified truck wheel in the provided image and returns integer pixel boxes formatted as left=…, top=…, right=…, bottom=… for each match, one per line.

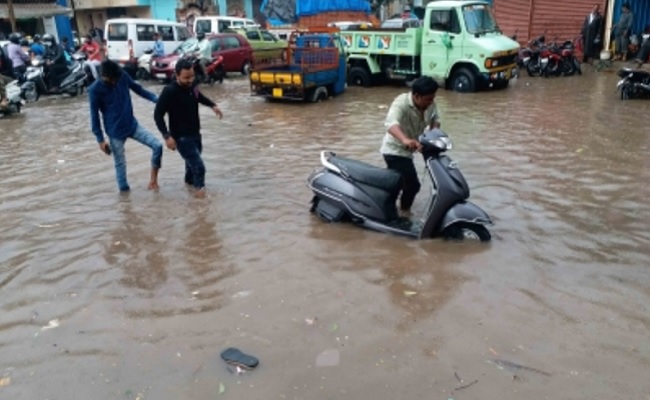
left=451, top=68, right=476, bottom=93
left=310, top=86, right=328, bottom=103
left=348, top=66, right=371, bottom=87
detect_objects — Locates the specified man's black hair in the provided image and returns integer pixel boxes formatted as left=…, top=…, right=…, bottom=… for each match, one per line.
left=101, top=60, right=122, bottom=80
left=622, top=3, right=630, bottom=9
left=175, top=58, right=194, bottom=75
left=411, top=76, right=439, bottom=96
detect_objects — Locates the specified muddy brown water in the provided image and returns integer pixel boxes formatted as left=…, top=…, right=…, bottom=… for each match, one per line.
left=1, top=67, right=649, bottom=399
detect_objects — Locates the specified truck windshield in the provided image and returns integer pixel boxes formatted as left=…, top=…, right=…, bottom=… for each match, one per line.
left=462, top=4, right=498, bottom=35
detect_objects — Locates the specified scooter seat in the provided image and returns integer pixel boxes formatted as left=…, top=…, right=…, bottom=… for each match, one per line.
left=329, top=155, right=402, bottom=192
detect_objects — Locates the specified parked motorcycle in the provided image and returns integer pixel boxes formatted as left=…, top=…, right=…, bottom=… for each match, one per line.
left=307, top=129, right=493, bottom=241
left=557, top=37, right=582, bottom=76
left=617, top=68, right=650, bottom=100
left=524, top=33, right=546, bottom=76
left=24, top=57, right=87, bottom=96
left=0, top=79, right=37, bottom=117
left=136, top=48, right=154, bottom=81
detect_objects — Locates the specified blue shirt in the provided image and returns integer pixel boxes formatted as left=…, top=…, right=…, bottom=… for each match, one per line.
left=89, top=73, right=158, bottom=143
left=30, top=43, right=45, bottom=56
left=153, top=39, right=165, bottom=57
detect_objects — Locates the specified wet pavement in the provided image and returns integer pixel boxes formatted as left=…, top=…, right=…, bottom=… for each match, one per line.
left=1, top=66, right=649, bottom=399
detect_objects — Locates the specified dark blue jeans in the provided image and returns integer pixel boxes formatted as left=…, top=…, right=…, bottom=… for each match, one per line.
left=383, top=154, right=420, bottom=211
left=176, top=135, right=205, bottom=189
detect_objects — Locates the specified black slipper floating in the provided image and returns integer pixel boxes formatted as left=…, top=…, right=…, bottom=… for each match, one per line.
left=220, top=347, right=259, bottom=370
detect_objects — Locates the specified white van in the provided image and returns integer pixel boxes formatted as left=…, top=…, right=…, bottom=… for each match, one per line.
left=193, top=16, right=258, bottom=35
left=105, top=18, right=191, bottom=70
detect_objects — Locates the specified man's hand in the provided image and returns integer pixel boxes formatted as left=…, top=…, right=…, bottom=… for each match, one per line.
left=165, top=136, right=177, bottom=151
left=99, top=141, right=111, bottom=155
left=212, top=105, right=223, bottom=119
left=403, top=138, right=422, bottom=152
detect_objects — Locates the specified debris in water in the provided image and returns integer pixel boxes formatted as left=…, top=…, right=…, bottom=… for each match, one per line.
left=232, top=290, right=251, bottom=299
left=36, top=223, right=60, bottom=228
left=455, top=379, right=478, bottom=391
left=378, top=105, right=388, bottom=109
left=315, top=349, right=340, bottom=367
left=41, top=319, right=60, bottom=330
left=403, top=291, right=418, bottom=297
left=0, top=377, right=10, bottom=387
left=305, top=318, right=317, bottom=325
left=218, top=382, right=226, bottom=394
left=488, top=347, right=500, bottom=356
left=57, top=160, right=65, bottom=164
left=488, top=359, right=551, bottom=376
left=329, top=323, right=338, bottom=332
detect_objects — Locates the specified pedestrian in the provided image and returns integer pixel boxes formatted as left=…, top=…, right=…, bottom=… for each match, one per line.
left=89, top=60, right=163, bottom=192
left=154, top=59, right=223, bottom=199
left=613, top=3, right=634, bottom=61
left=581, top=4, right=603, bottom=63
left=380, top=76, right=440, bottom=217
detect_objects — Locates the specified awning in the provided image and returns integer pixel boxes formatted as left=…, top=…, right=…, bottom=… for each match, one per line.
left=0, top=3, right=72, bottom=19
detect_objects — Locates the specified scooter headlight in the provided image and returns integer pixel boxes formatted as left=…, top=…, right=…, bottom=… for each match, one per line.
left=431, top=137, right=452, bottom=150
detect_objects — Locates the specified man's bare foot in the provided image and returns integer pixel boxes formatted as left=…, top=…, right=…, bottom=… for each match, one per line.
left=148, top=181, right=160, bottom=190
left=194, top=188, right=206, bottom=199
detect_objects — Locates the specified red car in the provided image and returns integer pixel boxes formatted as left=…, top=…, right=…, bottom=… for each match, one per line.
left=150, top=33, right=253, bottom=81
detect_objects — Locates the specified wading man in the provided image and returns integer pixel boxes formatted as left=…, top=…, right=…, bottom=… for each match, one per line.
left=89, top=60, right=163, bottom=192
left=154, top=59, right=223, bottom=199
left=380, top=76, right=441, bottom=217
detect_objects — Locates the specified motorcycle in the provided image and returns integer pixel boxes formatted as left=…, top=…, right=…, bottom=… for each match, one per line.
left=307, top=129, right=493, bottom=241
left=524, top=33, right=547, bottom=76
left=617, top=68, right=650, bottom=100
left=173, top=54, right=225, bottom=85
left=24, top=56, right=87, bottom=96
left=0, top=79, right=37, bottom=117
left=557, top=37, right=582, bottom=76
left=72, top=52, right=101, bottom=86
left=136, top=48, right=154, bottom=81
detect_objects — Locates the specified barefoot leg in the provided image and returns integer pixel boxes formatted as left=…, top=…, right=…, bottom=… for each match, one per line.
left=148, top=168, right=160, bottom=190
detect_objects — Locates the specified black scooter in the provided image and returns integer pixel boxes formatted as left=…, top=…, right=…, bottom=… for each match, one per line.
left=307, top=129, right=493, bottom=241
left=617, top=68, right=650, bottom=100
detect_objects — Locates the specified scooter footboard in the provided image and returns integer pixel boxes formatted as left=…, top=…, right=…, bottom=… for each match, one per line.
left=439, top=201, right=492, bottom=232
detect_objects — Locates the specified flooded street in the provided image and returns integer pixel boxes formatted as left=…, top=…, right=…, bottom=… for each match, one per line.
left=1, top=67, right=649, bottom=399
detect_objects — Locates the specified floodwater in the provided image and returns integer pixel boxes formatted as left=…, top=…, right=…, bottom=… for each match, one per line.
left=1, top=67, right=649, bottom=399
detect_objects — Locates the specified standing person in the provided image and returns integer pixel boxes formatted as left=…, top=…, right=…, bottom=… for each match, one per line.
left=380, top=76, right=440, bottom=217
left=89, top=60, right=163, bottom=192
left=614, top=3, right=634, bottom=61
left=79, top=34, right=102, bottom=80
left=153, top=32, right=165, bottom=58
left=581, top=4, right=603, bottom=63
left=154, top=59, right=223, bottom=199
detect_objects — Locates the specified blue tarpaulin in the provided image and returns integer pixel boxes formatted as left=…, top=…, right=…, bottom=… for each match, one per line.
left=261, top=0, right=370, bottom=25
left=297, top=0, right=371, bottom=16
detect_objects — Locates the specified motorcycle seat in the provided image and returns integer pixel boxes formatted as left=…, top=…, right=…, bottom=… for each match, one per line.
left=329, top=155, right=402, bottom=192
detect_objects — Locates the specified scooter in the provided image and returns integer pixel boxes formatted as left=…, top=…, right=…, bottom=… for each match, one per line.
left=24, top=57, right=87, bottom=96
left=136, top=48, right=154, bottom=81
left=307, top=129, right=493, bottom=241
left=72, top=52, right=101, bottom=86
left=617, top=67, right=650, bottom=100
left=0, top=79, right=37, bottom=117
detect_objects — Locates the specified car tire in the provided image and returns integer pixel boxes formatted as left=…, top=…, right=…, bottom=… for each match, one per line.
left=241, top=60, right=252, bottom=76
left=451, top=67, right=476, bottom=93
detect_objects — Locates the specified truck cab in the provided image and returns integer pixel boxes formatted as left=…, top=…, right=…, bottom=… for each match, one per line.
left=345, top=1, right=519, bottom=92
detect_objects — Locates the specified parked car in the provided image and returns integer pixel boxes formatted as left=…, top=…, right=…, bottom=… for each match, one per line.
left=105, top=18, right=192, bottom=76
left=150, top=33, right=253, bottom=80
left=229, top=27, right=288, bottom=61
left=380, top=18, right=421, bottom=29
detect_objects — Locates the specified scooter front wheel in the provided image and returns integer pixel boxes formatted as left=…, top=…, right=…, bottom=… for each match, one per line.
left=442, top=223, right=491, bottom=242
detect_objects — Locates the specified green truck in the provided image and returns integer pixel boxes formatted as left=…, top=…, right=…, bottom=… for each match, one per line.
left=343, top=1, right=519, bottom=92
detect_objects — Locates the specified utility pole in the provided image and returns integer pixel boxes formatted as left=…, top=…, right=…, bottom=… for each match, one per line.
left=7, top=0, right=18, bottom=32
